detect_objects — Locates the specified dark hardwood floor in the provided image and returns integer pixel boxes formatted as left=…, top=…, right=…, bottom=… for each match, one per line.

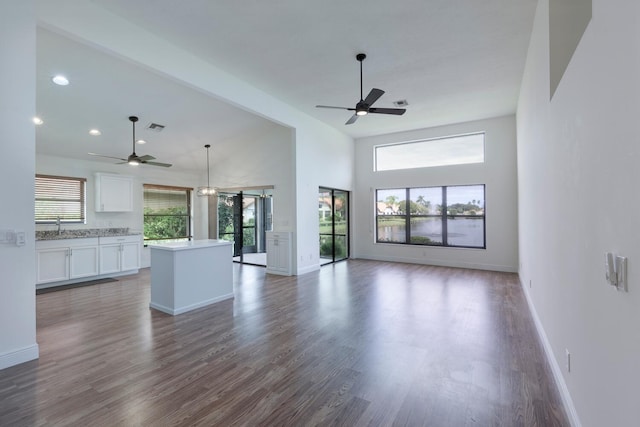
left=0, top=260, right=569, bottom=426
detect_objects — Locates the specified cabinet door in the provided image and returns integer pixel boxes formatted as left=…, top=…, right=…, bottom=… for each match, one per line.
left=69, top=246, right=100, bottom=279
left=99, top=244, right=121, bottom=274
left=266, top=238, right=280, bottom=271
left=120, top=242, right=140, bottom=271
left=96, top=174, right=133, bottom=212
left=37, top=248, right=69, bottom=284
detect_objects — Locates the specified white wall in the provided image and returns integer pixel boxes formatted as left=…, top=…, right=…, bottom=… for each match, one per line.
left=0, top=1, right=39, bottom=369
left=38, top=125, right=298, bottom=270
left=36, top=154, right=202, bottom=268
left=294, top=123, right=355, bottom=274
left=208, top=124, right=296, bottom=232
left=36, top=0, right=355, bottom=277
left=353, top=116, right=518, bottom=272
left=517, top=0, right=640, bottom=425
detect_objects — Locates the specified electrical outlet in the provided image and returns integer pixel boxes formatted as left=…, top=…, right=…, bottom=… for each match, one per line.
left=566, top=349, right=571, bottom=372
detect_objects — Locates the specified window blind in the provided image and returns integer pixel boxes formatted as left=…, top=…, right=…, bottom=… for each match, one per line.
left=143, top=184, right=192, bottom=241
left=143, top=185, right=190, bottom=214
left=35, top=175, right=87, bottom=223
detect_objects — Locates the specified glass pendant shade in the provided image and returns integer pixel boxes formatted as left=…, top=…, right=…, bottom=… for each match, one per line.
left=197, top=186, right=216, bottom=196
left=197, top=144, right=215, bottom=197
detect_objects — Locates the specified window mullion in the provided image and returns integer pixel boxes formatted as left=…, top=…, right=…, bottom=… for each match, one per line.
left=442, top=186, right=448, bottom=246
left=405, top=188, right=410, bottom=244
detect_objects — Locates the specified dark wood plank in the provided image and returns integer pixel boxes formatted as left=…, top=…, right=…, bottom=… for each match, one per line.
left=0, top=260, right=570, bottom=426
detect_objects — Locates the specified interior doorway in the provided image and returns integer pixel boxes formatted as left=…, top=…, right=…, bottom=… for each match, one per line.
left=319, top=187, right=349, bottom=265
left=218, top=189, right=273, bottom=266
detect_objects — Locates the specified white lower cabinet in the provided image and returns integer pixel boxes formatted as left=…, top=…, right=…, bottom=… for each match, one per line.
left=99, top=235, right=141, bottom=274
left=98, top=244, right=122, bottom=275
left=36, top=247, right=70, bottom=284
left=36, top=235, right=141, bottom=286
left=266, top=231, right=292, bottom=276
left=69, top=245, right=100, bottom=279
left=36, top=238, right=99, bottom=284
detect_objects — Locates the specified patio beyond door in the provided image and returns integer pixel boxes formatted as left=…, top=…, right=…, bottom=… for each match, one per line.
left=319, top=188, right=349, bottom=265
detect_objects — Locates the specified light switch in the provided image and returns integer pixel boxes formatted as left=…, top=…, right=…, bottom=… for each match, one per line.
left=15, top=230, right=25, bottom=246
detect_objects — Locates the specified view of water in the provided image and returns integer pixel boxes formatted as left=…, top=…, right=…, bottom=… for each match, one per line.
left=378, top=218, right=484, bottom=247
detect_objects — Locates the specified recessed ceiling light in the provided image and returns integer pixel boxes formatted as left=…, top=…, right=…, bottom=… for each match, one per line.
left=89, top=129, right=101, bottom=136
left=33, top=117, right=43, bottom=125
left=52, top=75, right=69, bottom=86
left=136, top=139, right=147, bottom=145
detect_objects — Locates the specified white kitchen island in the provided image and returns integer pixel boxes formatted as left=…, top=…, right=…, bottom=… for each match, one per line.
left=149, top=239, right=234, bottom=315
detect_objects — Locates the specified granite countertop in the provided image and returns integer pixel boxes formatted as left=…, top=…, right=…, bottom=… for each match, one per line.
left=148, top=239, right=233, bottom=251
left=36, top=228, right=141, bottom=241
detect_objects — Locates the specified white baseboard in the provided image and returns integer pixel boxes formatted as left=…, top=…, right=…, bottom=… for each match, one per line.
left=520, top=276, right=582, bottom=427
left=266, top=268, right=293, bottom=276
left=36, top=269, right=139, bottom=290
left=149, top=293, right=234, bottom=316
left=0, top=344, right=39, bottom=370
left=296, top=264, right=320, bottom=276
left=356, top=253, right=517, bottom=273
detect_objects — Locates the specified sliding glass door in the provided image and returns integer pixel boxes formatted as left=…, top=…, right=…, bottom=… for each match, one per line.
left=218, top=190, right=272, bottom=266
left=319, top=187, right=349, bottom=265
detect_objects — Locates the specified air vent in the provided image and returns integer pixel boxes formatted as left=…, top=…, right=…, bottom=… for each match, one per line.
left=393, top=99, right=409, bottom=107
left=146, top=122, right=165, bottom=132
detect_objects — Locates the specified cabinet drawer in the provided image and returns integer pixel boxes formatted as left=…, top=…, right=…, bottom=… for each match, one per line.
left=99, top=235, right=141, bottom=245
left=36, top=237, right=99, bottom=249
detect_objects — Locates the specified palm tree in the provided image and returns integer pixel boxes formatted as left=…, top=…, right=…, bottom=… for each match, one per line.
left=415, top=195, right=431, bottom=213
left=385, top=195, right=400, bottom=213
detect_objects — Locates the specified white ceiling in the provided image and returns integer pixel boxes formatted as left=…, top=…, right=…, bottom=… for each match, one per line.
left=36, top=0, right=538, bottom=172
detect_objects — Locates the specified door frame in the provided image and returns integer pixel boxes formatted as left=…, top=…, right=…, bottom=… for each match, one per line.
left=319, top=187, right=350, bottom=265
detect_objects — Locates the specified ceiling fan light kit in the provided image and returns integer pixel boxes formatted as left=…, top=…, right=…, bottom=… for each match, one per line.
left=316, top=53, right=406, bottom=125
left=88, top=115, right=172, bottom=167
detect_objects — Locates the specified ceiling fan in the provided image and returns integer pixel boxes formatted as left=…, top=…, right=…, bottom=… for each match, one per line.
left=88, top=116, right=172, bottom=167
left=316, top=53, right=406, bottom=125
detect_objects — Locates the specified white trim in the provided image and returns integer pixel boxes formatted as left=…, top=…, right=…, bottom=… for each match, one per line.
left=35, top=269, right=139, bottom=290
left=520, top=276, right=582, bottom=427
left=149, top=293, right=234, bottom=316
left=266, top=269, right=293, bottom=276
left=296, top=264, right=321, bottom=276
left=357, top=254, right=517, bottom=273
left=0, top=344, right=39, bottom=370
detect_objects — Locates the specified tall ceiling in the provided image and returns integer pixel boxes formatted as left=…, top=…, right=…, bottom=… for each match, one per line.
left=36, top=0, right=538, bottom=171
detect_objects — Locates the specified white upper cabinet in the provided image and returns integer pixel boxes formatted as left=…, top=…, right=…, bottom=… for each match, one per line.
left=95, top=173, right=134, bottom=212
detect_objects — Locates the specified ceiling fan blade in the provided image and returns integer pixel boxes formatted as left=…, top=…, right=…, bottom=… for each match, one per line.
left=369, top=107, right=406, bottom=115
left=137, top=154, right=156, bottom=161
left=88, top=152, right=127, bottom=162
left=363, top=88, right=385, bottom=107
left=316, top=105, right=354, bottom=111
left=141, top=161, right=172, bottom=167
left=345, top=114, right=359, bottom=125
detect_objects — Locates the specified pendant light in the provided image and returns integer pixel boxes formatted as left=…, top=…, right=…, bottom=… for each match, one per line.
left=197, top=144, right=216, bottom=196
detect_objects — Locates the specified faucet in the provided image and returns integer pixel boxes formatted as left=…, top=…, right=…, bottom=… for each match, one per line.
left=56, top=216, right=61, bottom=235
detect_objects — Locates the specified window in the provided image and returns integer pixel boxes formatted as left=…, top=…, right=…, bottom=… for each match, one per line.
left=143, top=184, right=192, bottom=243
left=374, top=133, right=485, bottom=171
left=35, top=175, right=86, bottom=223
left=376, top=185, right=485, bottom=248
